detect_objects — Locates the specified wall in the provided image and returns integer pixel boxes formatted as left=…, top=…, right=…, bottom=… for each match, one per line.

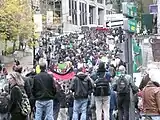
left=141, top=0, right=153, bottom=13
left=61, top=0, right=108, bottom=32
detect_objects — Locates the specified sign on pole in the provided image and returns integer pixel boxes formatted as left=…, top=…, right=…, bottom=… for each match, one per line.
left=149, top=4, right=158, bottom=14
left=47, top=11, right=53, bottom=26
left=124, top=19, right=137, bottom=33
left=34, top=14, right=43, bottom=32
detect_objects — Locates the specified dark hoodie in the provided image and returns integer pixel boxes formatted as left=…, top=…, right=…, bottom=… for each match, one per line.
left=70, top=72, right=93, bottom=99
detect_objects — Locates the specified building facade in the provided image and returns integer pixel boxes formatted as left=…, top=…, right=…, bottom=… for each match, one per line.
left=61, top=0, right=112, bottom=33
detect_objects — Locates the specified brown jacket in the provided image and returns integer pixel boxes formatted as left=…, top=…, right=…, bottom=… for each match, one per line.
left=143, top=81, right=160, bottom=115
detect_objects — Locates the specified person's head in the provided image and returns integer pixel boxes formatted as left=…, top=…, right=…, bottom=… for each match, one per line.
left=14, top=65, right=23, bottom=73
left=77, top=67, right=84, bottom=73
left=118, top=65, right=126, bottom=74
left=8, top=72, right=24, bottom=86
left=15, top=60, right=20, bottom=66
left=39, top=60, right=46, bottom=72
left=97, top=62, right=106, bottom=72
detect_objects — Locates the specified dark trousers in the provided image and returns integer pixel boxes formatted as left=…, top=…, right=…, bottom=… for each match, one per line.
left=53, top=100, right=60, bottom=120
left=11, top=113, right=26, bottom=120
left=117, top=94, right=130, bottom=120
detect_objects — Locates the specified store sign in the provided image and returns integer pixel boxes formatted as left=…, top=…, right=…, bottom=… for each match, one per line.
left=122, top=2, right=137, bottom=18
left=47, top=11, right=53, bottom=26
left=123, top=18, right=137, bottom=33
left=149, top=4, right=158, bottom=14
left=34, top=14, right=42, bottom=32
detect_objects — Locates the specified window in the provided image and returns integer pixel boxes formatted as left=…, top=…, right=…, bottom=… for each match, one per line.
left=68, top=0, right=77, bottom=25
left=98, top=10, right=100, bottom=25
left=85, top=4, right=87, bottom=24
left=79, top=2, right=87, bottom=25
left=105, top=0, right=110, bottom=5
left=89, top=7, right=93, bottom=24
left=97, top=0, right=103, bottom=4
left=69, top=0, right=71, bottom=16
left=75, top=1, right=77, bottom=25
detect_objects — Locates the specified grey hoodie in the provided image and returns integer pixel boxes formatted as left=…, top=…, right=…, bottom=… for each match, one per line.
left=70, top=72, right=93, bottom=99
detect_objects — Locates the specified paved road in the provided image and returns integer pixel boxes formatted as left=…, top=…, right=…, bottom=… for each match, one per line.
left=5, top=55, right=33, bottom=73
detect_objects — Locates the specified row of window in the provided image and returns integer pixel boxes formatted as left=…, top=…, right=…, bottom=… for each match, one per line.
left=68, top=0, right=108, bottom=25
left=91, top=0, right=110, bottom=5
left=69, top=0, right=88, bottom=25
left=79, top=2, right=87, bottom=25
left=69, top=0, right=77, bottom=25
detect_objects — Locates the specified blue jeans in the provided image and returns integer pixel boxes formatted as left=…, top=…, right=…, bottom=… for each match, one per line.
left=142, top=116, right=160, bottom=120
left=151, top=116, right=160, bottom=120
left=67, top=107, right=73, bottom=120
left=35, top=99, right=54, bottom=120
left=72, top=99, right=88, bottom=120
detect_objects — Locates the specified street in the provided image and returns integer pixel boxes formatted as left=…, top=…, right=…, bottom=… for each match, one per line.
left=5, top=54, right=33, bottom=73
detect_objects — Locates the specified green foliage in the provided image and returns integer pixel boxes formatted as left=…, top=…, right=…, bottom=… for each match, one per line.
left=0, top=0, right=34, bottom=41
left=5, top=46, right=18, bottom=55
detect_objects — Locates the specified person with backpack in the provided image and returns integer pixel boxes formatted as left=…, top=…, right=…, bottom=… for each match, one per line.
left=70, top=67, right=93, bottom=120
left=8, top=72, right=31, bottom=120
left=92, top=62, right=111, bottom=120
left=112, top=65, right=138, bottom=120
left=14, top=65, right=35, bottom=119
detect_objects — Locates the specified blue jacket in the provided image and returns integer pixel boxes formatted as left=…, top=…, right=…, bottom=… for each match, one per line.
left=106, top=71, right=111, bottom=81
left=110, top=90, right=117, bottom=110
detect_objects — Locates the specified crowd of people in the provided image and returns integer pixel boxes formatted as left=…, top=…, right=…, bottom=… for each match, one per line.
left=0, top=28, right=160, bottom=120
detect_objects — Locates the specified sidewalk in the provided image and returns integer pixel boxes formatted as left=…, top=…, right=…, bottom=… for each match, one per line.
left=5, top=55, right=33, bottom=73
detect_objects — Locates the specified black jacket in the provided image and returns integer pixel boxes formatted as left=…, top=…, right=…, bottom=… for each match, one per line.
left=22, top=76, right=33, bottom=99
left=9, top=85, right=24, bottom=114
left=70, top=72, right=93, bottom=99
left=32, top=72, right=56, bottom=100
left=91, top=71, right=106, bottom=81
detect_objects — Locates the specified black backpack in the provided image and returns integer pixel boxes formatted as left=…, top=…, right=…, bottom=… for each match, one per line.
left=117, top=75, right=130, bottom=94
left=94, top=74, right=110, bottom=96
left=0, top=93, right=9, bottom=113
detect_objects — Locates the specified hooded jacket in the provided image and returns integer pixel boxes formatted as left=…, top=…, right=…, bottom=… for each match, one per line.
left=70, top=72, right=93, bottom=99
left=32, top=71, right=56, bottom=100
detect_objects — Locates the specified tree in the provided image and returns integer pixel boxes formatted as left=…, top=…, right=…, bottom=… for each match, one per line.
left=0, top=0, right=34, bottom=55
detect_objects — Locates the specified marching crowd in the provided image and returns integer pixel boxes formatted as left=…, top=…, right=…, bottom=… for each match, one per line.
left=0, top=28, right=160, bottom=120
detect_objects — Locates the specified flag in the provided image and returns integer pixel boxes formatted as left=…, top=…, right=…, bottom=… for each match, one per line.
left=48, top=67, right=75, bottom=80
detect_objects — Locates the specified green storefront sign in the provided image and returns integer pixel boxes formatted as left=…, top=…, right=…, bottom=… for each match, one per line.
left=132, top=39, right=142, bottom=73
left=128, top=19, right=137, bottom=33
left=127, top=4, right=137, bottom=18
left=123, top=2, right=137, bottom=33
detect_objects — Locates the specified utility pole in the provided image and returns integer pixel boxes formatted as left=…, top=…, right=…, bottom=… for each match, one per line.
left=123, top=1, right=137, bottom=120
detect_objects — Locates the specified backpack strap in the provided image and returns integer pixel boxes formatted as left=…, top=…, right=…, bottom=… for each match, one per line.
left=96, top=72, right=106, bottom=79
